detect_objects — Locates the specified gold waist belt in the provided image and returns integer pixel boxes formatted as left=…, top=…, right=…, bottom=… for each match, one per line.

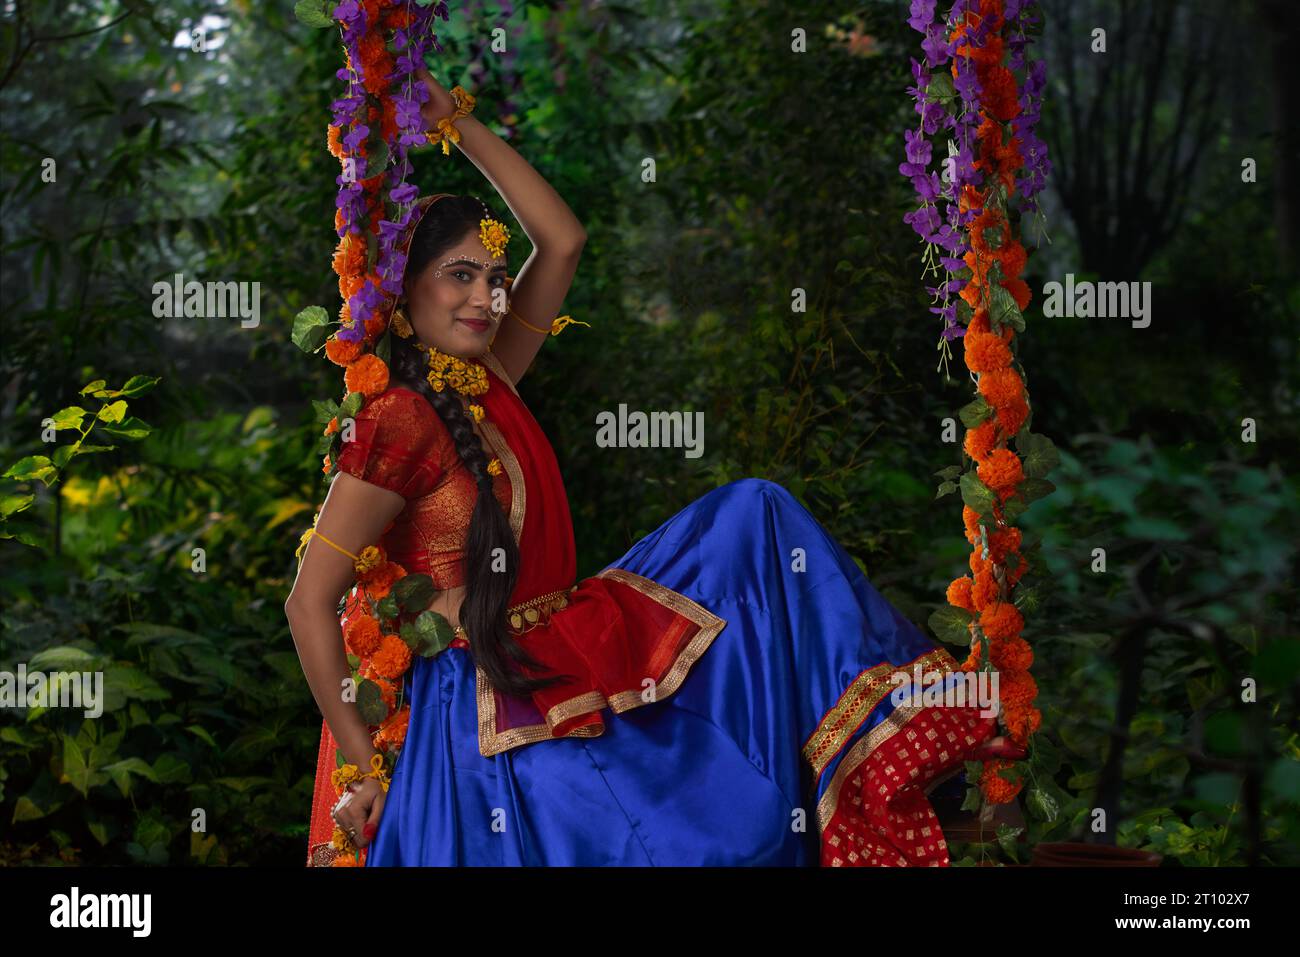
left=454, top=585, right=578, bottom=639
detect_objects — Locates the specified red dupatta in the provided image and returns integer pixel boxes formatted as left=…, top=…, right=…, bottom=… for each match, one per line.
left=305, top=349, right=726, bottom=865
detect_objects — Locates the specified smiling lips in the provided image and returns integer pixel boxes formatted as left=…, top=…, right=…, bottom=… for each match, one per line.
left=457, top=317, right=491, bottom=332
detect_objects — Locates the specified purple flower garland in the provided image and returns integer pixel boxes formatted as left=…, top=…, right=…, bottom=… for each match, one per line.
left=900, top=0, right=1051, bottom=359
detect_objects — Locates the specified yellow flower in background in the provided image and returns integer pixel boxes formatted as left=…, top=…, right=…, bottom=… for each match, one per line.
left=61, top=478, right=95, bottom=507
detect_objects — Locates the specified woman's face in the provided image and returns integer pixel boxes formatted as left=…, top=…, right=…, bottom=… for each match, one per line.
left=403, top=228, right=508, bottom=358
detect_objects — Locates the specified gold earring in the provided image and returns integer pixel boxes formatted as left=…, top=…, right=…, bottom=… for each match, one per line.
left=391, top=304, right=413, bottom=339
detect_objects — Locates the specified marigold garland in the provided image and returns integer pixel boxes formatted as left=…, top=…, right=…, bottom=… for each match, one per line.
left=909, top=0, right=1059, bottom=817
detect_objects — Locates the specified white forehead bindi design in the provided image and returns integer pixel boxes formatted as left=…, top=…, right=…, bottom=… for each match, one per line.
left=433, top=256, right=508, bottom=279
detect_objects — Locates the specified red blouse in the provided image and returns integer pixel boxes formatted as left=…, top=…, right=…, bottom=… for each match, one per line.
left=334, top=386, right=513, bottom=590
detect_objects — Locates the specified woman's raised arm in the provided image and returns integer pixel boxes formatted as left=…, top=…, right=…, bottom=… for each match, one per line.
left=418, top=66, right=586, bottom=385
left=284, top=472, right=407, bottom=770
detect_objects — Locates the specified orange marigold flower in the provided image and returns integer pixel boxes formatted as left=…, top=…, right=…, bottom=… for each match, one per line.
left=967, top=309, right=1014, bottom=343
left=971, top=635, right=1034, bottom=673
left=963, top=505, right=984, bottom=544
left=362, top=58, right=393, bottom=96
left=344, top=614, right=384, bottom=658
left=370, top=634, right=412, bottom=680
left=981, top=65, right=1021, bottom=122
left=325, top=336, right=363, bottom=367
left=972, top=568, right=1000, bottom=611
left=380, top=96, right=399, bottom=143
left=370, top=675, right=397, bottom=712
left=1003, top=703, right=1041, bottom=747
left=1001, top=669, right=1038, bottom=707
left=980, top=758, right=1023, bottom=804
left=1002, top=277, right=1031, bottom=311
left=980, top=600, right=1024, bottom=640
left=977, top=367, right=1024, bottom=411
left=322, top=454, right=331, bottom=473
left=340, top=274, right=366, bottom=299
left=988, top=526, right=1022, bottom=563
left=963, top=419, right=999, bottom=462
left=994, top=636, right=1034, bottom=672
left=997, top=239, right=1027, bottom=280
left=963, top=332, right=1013, bottom=374
left=384, top=7, right=413, bottom=29
left=947, top=576, right=976, bottom=613
left=332, top=233, right=365, bottom=279
left=977, top=447, right=1024, bottom=491
left=956, top=31, right=1003, bottom=67
left=997, top=395, right=1030, bottom=436
left=377, top=704, right=410, bottom=749
left=363, top=315, right=387, bottom=342
left=327, top=124, right=345, bottom=159
left=332, top=854, right=360, bottom=867
left=344, top=353, right=390, bottom=399
left=325, top=416, right=339, bottom=436
left=361, top=562, right=406, bottom=600
left=957, top=183, right=986, bottom=215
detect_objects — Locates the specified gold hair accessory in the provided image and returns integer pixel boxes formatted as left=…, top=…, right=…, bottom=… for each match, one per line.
left=479, top=216, right=510, bottom=258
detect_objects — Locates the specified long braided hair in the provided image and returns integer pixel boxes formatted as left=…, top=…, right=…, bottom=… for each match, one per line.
left=390, top=195, right=569, bottom=698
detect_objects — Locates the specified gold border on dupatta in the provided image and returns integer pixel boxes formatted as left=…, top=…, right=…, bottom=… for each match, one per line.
left=476, top=568, right=727, bottom=758
left=480, top=348, right=521, bottom=397
left=810, top=647, right=973, bottom=836
left=477, top=419, right=525, bottom=546
left=801, top=647, right=954, bottom=779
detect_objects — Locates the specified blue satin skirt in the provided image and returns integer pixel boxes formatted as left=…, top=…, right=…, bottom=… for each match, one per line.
left=365, top=478, right=967, bottom=866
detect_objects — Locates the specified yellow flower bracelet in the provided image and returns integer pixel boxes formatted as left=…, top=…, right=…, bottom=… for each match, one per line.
left=332, top=753, right=392, bottom=795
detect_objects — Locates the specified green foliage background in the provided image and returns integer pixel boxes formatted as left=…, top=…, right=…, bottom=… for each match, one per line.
left=1, top=0, right=1296, bottom=866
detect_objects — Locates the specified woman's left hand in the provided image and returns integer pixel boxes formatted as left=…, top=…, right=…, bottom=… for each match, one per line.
left=416, top=65, right=457, bottom=130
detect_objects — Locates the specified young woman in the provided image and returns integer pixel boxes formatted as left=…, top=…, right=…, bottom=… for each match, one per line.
left=286, top=67, right=1020, bottom=867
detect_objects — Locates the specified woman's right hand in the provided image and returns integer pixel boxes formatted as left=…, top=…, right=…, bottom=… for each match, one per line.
left=333, top=775, right=387, bottom=851
left=416, top=65, right=458, bottom=128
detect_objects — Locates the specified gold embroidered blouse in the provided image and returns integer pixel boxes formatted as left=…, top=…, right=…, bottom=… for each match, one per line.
left=334, top=385, right=512, bottom=590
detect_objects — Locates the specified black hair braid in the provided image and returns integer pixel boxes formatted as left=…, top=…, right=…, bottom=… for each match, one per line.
left=389, top=202, right=572, bottom=698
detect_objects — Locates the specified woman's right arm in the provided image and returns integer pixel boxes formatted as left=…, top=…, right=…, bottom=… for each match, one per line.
left=284, top=471, right=407, bottom=769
